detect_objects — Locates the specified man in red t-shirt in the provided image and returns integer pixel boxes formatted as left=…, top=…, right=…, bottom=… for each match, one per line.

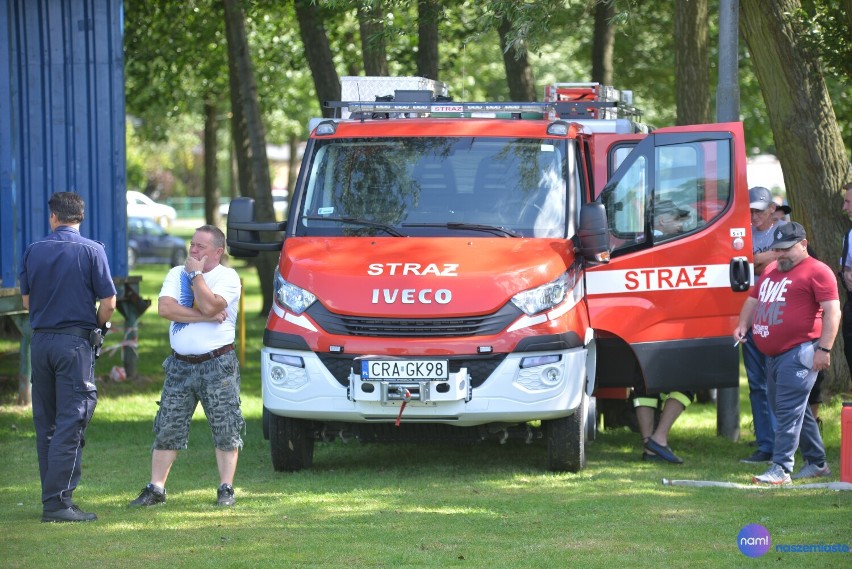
left=733, top=222, right=841, bottom=485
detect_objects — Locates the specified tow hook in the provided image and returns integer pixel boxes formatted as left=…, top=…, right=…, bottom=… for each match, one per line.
left=394, top=387, right=412, bottom=427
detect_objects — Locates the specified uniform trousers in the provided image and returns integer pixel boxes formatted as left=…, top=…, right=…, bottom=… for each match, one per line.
left=31, top=332, right=97, bottom=510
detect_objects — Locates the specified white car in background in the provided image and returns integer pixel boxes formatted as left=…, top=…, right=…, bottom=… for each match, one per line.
left=127, top=190, right=177, bottom=228
left=219, top=189, right=288, bottom=221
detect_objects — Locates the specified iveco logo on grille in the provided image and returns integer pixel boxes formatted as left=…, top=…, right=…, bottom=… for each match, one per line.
left=371, top=288, right=452, bottom=304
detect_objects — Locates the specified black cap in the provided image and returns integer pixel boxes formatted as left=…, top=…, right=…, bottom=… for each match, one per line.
left=769, top=221, right=806, bottom=249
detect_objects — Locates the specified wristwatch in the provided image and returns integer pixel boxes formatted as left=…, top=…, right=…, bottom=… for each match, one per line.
left=188, top=270, right=203, bottom=281
left=816, top=346, right=831, bottom=353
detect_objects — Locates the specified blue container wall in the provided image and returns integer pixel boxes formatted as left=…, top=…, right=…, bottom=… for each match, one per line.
left=0, top=0, right=126, bottom=289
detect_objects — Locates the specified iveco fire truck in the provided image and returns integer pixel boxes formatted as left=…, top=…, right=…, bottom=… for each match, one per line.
left=226, top=77, right=752, bottom=473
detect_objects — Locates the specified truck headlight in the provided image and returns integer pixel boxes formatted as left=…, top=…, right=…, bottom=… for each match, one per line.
left=511, top=272, right=568, bottom=316
left=274, top=270, right=317, bottom=314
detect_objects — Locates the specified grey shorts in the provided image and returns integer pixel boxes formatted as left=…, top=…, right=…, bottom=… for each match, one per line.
left=153, top=350, right=244, bottom=451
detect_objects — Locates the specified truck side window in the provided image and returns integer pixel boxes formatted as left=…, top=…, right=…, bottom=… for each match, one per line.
left=604, top=154, right=648, bottom=249
left=653, top=140, right=732, bottom=242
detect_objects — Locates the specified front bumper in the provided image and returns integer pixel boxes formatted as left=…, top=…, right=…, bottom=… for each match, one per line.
left=261, top=345, right=588, bottom=427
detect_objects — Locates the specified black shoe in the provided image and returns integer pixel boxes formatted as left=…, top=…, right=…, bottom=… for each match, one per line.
left=217, top=483, right=235, bottom=507
left=644, top=439, right=683, bottom=464
left=41, top=505, right=97, bottom=523
left=129, top=483, right=166, bottom=507
left=739, top=450, right=772, bottom=464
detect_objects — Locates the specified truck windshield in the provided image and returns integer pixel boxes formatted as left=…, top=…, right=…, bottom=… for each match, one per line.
left=295, top=137, right=569, bottom=238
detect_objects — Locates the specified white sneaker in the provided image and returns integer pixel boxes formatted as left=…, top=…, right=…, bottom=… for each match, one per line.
left=752, top=463, right=792, bottom=485
left=791, top=462, right=831, bottom=480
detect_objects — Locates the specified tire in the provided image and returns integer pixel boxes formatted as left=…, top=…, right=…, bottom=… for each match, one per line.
left=545, top=393, right=587, bottom=472
left=171, top=247, right=187, bottom=267
left=269, top=414, right=314, bottom=472
left=262, top=406, right=270, bottom=440
left=128, top=247, right=137, bottom=269
left=585, top=395, right=598, bottom=443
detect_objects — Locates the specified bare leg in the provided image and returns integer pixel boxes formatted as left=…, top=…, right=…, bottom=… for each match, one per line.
left=215, top=448, right=239, bottom=486
left=635, top=406, right=655, bottom=443
left=151, top=449, right=178, bottom=488
left=649, top=399, right=686, bottom=447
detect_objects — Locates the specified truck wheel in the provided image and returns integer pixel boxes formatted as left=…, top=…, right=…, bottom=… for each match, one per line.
left=269, top=414, right=314, bottom=472
left=545, top=393, right=587, bottom=473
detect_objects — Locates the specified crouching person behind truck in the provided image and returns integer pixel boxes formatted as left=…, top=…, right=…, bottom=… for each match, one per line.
left=634, top=381, right=693, bottom=464
left=129, top=225, right=244, bottom=507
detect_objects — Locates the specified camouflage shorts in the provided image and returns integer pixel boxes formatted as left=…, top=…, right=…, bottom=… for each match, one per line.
left=153, top=350, right=245, bottom=451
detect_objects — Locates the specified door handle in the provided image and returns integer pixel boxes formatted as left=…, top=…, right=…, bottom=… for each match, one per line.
left=729, top=256, right=751, bottom=292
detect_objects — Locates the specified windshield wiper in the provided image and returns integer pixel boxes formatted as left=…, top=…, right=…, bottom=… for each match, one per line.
left=403, top=222, right=522, bottom=238
left=302, top=215, right=406, bottom=237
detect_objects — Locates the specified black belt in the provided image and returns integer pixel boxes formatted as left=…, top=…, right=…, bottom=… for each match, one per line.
left=173, top=344, right=235, bottom=364
left=34, top=327, right=92, bottom=340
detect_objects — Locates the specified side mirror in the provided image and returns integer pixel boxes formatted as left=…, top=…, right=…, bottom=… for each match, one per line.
left=226, top=197, right=260, bottom=258
left=576, top=202, right=610, bottom=263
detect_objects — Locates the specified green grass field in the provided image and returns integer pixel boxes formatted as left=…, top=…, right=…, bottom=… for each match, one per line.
left=0, top=234, right=850, bottom=568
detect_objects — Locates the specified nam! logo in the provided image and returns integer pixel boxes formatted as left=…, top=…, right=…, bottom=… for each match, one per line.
left=738, top=524, right=771, bottom=558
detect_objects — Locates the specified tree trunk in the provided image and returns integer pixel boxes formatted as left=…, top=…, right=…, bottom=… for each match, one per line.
left=203, top=97, right=220, bottom=226
left=227, top=48, right=250, bottom=204
left=497, top=17, right=536, bottom=101
left=674, top=0, right=710, bottom=125
left=358, top=3, right=388, bottom=76
left=295, top=0, right=341, bottom=117
left=591, top=0, right=615, bottom=85
left=417, top=0, right=440, bottom=80
left=845, top=0, right=852, bottom=41
left=741, top=0, right=852, bottom=393
left=224, top=0, right=276, bottom=316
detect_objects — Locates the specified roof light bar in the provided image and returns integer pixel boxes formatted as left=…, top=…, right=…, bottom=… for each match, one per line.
left=325, top=100, right=555, bottom=118
left=323, top=97, right=641, bottom=121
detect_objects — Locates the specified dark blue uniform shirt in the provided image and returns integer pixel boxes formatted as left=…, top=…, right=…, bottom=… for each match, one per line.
left=19, top=225, right=116, bottom=329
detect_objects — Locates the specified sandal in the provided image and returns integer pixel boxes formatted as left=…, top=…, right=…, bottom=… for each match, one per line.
left=644, top=439, right=683, bottom=464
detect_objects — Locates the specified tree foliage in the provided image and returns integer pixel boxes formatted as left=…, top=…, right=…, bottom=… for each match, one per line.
left=790, top=0, right=852, bottom=157
left=124, top=0, right=228, bottom=140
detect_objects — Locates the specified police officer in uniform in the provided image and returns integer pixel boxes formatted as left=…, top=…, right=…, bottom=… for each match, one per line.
left=20, top=192, right=116, bottom=522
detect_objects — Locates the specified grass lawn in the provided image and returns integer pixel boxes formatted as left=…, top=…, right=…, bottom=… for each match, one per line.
left=0, top=235, right=850, bottom=568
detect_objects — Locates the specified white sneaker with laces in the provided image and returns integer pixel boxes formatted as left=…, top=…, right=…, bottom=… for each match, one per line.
left=752, top=463, right=791, bottom=485
left=791, top=462, right=831, bottom=480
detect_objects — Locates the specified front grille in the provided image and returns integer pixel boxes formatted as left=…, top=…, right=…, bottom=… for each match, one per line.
left=318, top=353, right=507, bottom=389
left=306, top=302, right=522, bottom=338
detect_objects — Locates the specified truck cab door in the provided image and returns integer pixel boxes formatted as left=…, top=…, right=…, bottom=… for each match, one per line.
left=586, top=122, right=751, bottom=393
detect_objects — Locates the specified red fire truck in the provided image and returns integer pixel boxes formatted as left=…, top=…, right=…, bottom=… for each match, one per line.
left=226, top=78, right=752, bottom=473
